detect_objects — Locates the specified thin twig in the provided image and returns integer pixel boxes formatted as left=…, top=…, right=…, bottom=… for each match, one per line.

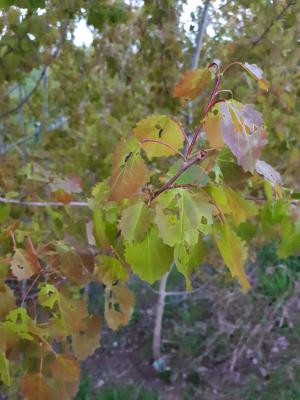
left=0, top=21, right=68, bottom=120
left=149, top=150, right=207, bottom=203
left=252, top=0, right=294, bottom=46
left=0, top=197, right=88, bottom=207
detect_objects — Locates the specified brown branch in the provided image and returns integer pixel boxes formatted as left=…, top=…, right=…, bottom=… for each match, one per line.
left=149, top=150, right=207, bottom=203
left=252, top=0, right=295, bottom=46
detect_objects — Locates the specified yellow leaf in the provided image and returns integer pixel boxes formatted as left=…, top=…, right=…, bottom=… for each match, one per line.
left=72, top=315, right=101, bottom=361
left=133, top=115, right=185, bottom=158
left=105, top=285, right=135, bottom=331
left=202, top=104, right=224, bottom=148
left=214, top=224, right=250, bottom=292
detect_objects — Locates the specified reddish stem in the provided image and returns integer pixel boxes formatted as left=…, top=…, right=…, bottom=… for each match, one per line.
left=185, top=64, right=222, bottom=158
left=149, top=150, right=207, bottom=203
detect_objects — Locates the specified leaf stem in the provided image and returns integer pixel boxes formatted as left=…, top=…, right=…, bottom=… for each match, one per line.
left=185, top=63, right=222, bottom=158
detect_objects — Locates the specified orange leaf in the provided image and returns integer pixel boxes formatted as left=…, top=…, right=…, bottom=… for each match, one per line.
left=173, top=68, right=212, bottom=100
left=21, top=373, right=54, bottom=400
left=109, top=138, right=148, bottom=201
left=50, top=355, right=80, bottom=383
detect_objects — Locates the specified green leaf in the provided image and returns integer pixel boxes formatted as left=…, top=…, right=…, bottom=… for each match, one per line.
left=120, top=201, right=152, bottom=242
left=133, top=115, right=185, bottom=158
left=5, top=308, right=35, bottom=340
left=125, top=226, right=173, bottom=284
left=167, top=162, right=209, bottom=185
left=214, top=224, right=250, bottom=292
left=154, top=189, right=214, bottom=247
left=0, top=351, right=10, bottom=386
left=95, top=255, right=128, bottom=286
left=277, top=218, right=300, bottom=258
left=92, top=208, right=110, bottom=250
left=174, top=240, right=206, bottom=291
left=37, top=284, right=58, bottom=309
left=210, top=185, right=257, bottom=225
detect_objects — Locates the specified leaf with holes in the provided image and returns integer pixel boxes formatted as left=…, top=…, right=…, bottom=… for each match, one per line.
left=202, top=103, right=224, bottom=148
left=10, top=248, right=38, bottom=280
left=154, top=188, right=214, bottom=247
left=105, top=285, right=135, bottom=331
left=37, top=284, right=58, bottom=309
left=133, top=115, right=185, bottom=158
left=174, top=240, right=206, bottom=291
left=72, top=315, right=101, bottom=360
left=220, top=100, right=268, bottom=172
left=4, top=308, right=37, bottom=340
left=173, top=67, right=212, bottom=99
left=109, top=138, right=149, bottom=201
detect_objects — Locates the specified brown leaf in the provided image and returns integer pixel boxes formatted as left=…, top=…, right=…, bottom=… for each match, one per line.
left=72, top=315, right=101, bottom=360
left=105, top=285, right=135, bottom=331
left=50, top=355, right=80, bottom=383
left=10, top=249, right=36, bottom=280
left=173, top=68, right=212, bottom=100
left=21, top=373, right=54, bottom=400
left=109, top=138, right=148, bottom=201
left=0, top=283, right=16, bottom=319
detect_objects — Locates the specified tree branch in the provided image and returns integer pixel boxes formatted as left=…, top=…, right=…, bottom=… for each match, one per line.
left=149, top=150, right=207, bottom=203
left=190, top=0, right=211, bottom=70
left=252, top=0, right=294, bottom=46
left=0, top=197, right=88, bottom=207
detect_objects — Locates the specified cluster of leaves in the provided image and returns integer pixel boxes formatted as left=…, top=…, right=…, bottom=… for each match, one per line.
left=1, top=59, right=299, bottom=397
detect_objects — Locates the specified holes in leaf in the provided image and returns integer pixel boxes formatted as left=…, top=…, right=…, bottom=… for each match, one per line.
left=201, top=216, right=208, bottom=225
left=155, top=124, right=163, bottom=138
left=124, top=151, right=133, bottom=164
left=113, top=302, right=121, bottom=313
left=213, top=109, right=219, bottom=116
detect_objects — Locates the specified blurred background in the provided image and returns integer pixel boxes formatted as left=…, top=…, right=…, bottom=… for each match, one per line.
left=0, top=1, right=299, bottom=399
